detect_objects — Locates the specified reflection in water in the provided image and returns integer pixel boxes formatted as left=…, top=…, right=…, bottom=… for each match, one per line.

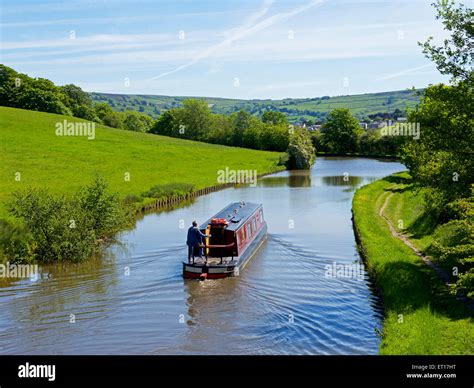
left=0, top=157, right=405, bottom=355
left=258, top=170, right=312, bottom=188
left=322, top=175, right=363, bottom=187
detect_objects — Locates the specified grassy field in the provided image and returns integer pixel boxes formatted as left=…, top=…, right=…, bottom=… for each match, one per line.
left=353, top=173, right=474, bottom=355
left=0, top=106, right=284, bottom=219
left=91, top=89, right=421, bottom=122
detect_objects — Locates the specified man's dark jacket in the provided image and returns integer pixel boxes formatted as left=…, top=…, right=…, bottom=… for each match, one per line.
left=186, top=226, right=207, bottom=246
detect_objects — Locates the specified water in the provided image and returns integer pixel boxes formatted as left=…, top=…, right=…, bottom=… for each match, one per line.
left=0, top=157, right=404, bottom=355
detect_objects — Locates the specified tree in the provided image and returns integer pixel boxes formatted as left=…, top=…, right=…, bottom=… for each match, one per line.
left=260, top=123, right=290, bottom=152
left=179, top=99, right=212, bottom=140
left=401, top=82, right=473, bottom=207
left=61, top=84, right=92, bottom=108
left=286, top=129, right=316, bottom=170
left=262, top=110, right=288, bottom=126
left=419, top=0, right=473, bottom=81
left=0, top=65, right=72, bottom=115
left=123, top=110, right=153, bottom=132
left=150, top=110, right=179, bottom=136
left=94, top=103, right=123, bottom=128
left=400, top=0, right=474, bottom=298
left=232, top=110, right=252, bottom=147
left=401, top=1, right=473, bottom=208
left=321, top=108, right=363, bottom=154
left=205, top=114, right=235, bottom=145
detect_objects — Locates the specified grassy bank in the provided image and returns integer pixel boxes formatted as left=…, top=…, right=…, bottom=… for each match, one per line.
left=353, top=173, right=474, bottom=354
left=0, top=106, right=285, bottom=219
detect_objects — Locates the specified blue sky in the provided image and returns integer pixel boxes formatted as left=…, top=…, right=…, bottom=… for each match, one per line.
left=0, top=0, right=457, bottom=99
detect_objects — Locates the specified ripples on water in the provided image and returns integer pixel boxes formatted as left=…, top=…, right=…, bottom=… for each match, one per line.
left=0, top=157, right=403, bottom=355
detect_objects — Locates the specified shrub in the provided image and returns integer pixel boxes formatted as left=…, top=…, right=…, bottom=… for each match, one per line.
left=8, top=178, right=131, bottom=262
left=431, top=190, right=474, bottom=298
left=286, top=129, right=315, bottom=170
left=9, top=188, right=96, bottom=262
left=78, top=176, right=132, bottom=238
left=0, top=219, right=35, bottom=263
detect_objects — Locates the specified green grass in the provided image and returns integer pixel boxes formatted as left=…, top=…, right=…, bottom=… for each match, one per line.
left=353, top=173, right=474, bottom=355
left=381, top=175, right=437, bottom=253
left=0, top=106, right=284, bottom=219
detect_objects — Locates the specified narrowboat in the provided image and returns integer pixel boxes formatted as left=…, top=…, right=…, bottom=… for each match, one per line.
left=183, top=202, right=267, bottom=280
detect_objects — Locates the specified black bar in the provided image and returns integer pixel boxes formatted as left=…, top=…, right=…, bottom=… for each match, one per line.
left=0, top=356, right=473, bottom=384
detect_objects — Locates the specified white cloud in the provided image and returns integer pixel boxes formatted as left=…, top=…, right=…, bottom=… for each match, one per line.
left=147, top=0, right=325, bottom=81
left=376, top=63, right=435, bottom=81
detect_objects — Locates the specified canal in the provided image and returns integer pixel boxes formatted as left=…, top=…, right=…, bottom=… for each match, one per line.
left=0, top=157, right=404, bottom=354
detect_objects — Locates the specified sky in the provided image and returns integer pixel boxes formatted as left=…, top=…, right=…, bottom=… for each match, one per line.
left=0, top=0, right=460, bottom=99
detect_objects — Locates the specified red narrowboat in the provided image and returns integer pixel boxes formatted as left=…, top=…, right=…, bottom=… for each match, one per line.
left=183, top=202, right=267, bottom=280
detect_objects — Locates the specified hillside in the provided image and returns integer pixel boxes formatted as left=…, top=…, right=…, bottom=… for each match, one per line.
left=0, top=106, right=284, bottom=218
left=91, top=89, right=422, bottom=123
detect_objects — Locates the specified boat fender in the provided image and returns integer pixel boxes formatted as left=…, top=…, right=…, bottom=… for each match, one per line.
left=199, top=273, right=208, bottom=281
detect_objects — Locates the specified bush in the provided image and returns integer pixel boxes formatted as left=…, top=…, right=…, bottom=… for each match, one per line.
left=78, top=176, right=131, bottom=238
left=9, top=188, right=96, bottom=262
left=8, top=178, right=131, bottom=262
left=123, top=110, right=153, bottom=132
left=430, top=189, right=474, bottom=298
left=286, top=129, right=315, bottom=169
left=0, top=219, right=35, bottom=263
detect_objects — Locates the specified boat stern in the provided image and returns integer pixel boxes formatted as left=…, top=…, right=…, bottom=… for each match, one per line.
left=182, top=262, right=236, bottom=280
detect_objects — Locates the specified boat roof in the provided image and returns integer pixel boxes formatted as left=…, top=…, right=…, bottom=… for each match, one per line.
left=200, top=202, right=262, bottom=232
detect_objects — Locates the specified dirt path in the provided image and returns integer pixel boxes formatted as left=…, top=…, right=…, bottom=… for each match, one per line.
left=379, top=193, right=473, bottom=309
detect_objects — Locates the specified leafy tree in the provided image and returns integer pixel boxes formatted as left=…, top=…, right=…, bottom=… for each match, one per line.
left=262, top=110, right=288, bottom=126
left=61, top=84, right=92, bottom=108
left=419, top=0, right=474, bottom=81
left=286, top=129, right=316, bottom=169
left=73, top=105, right=100, bottom=122
left=260, top=123, right=290, bottom=152
left=321, top=108, right=363, bottom=154
left=123, top=110, right=153, bottom=132
left=402, top=82, right=473, bottom=206
left=94, top=103, right=123, bottom=128
left=178, top=99, right=212, bottom=140
left=400, top=0, right=474, bottom=298
left=150, top=109, right=180, bottom=136
left=232, top=110, right=252, bottom=147
left=0, top=65, right=71, bottom=115
left=206, top=114, right=235, bottom=145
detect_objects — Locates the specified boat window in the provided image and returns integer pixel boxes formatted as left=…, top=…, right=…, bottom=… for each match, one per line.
left=260, top=210, right=264, bottom=223
left=253, top=218, right=257, bottom=232
left=247, top=223, right=251, bottom=237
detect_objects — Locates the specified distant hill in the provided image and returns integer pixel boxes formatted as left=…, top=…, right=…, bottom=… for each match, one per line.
left=90, top=89, right=422, bottom=123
